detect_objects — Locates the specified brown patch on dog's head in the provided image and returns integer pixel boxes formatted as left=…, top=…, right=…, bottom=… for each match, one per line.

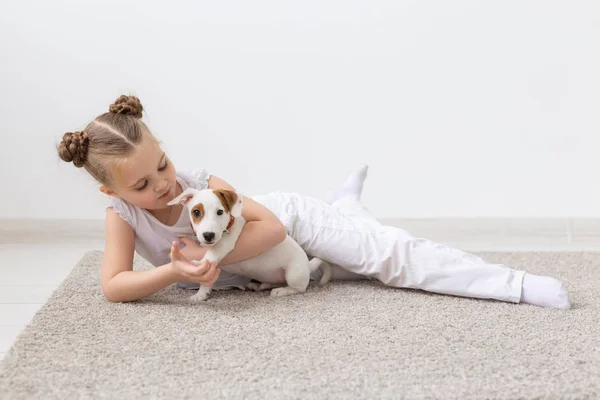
left=191, top=203, right=205, bottom=224
left=214, top=189, right=238, bottom=214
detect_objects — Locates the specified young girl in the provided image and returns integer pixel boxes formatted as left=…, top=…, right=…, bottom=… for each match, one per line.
left=57, top=95, right=571, bottom=309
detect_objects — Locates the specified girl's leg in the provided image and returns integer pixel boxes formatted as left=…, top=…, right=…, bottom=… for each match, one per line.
left=273, top=167, right=570, bottom=309
left=296, top=196, right=569, bottom=308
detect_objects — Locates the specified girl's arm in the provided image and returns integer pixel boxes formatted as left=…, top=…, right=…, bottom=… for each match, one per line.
left=180, top=175, right=286, bottom=266
left=101, top=208, right=220, bottom=303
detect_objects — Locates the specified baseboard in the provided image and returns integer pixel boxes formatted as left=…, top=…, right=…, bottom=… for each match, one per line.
left=379, top=217, right=572, bottom=237
left=0, top=219, right=105, bottom=244
left=379, top=217, right=600, bottom=251
left=1, top=217, right=599, bottom=250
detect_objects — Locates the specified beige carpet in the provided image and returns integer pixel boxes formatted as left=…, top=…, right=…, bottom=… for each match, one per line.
left=0, top=251, right=598, bottom=399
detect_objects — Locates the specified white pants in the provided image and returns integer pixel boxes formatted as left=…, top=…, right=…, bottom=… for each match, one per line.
left=253, top=192, right=525, bottom=304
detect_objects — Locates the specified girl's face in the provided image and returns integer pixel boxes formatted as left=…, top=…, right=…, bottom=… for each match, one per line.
left=100, top=136, right=179, bottom=210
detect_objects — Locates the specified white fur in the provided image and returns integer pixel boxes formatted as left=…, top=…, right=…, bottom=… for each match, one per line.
left=168, top=188, right=331, bottom=302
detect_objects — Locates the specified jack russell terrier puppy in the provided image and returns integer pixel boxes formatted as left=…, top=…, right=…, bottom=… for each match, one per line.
left=168, top=188, right=332, bottom=302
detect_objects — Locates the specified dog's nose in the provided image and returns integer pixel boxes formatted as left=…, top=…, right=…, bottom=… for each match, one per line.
left=203, top=232, right=216, bottom=242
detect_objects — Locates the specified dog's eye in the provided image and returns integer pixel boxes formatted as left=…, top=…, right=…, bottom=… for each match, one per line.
left=217, top=210, right=224, bottom=216
left=193, top=210, right=201, bottom=218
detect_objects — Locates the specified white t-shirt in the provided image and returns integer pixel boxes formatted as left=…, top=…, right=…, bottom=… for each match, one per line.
left=106, top=168, right=251, bottom=290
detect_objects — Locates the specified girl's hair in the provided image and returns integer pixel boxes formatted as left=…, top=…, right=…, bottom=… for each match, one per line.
left=57, top=95, right=156, bottom=185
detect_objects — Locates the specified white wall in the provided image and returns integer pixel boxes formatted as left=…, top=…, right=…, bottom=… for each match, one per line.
left=1, top=0, right=599, bottom=219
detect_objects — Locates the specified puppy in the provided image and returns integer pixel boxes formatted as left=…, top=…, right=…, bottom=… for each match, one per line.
left=168, top=188, right=331, bottom=302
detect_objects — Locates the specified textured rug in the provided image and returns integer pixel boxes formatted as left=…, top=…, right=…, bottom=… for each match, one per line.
left=0, top=251, right=599, bottom=399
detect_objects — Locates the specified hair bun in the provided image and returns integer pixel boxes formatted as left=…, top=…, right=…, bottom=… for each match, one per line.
left=58, top=131, right=89, bottom=167
left=109, top=95, right=143, bottom=118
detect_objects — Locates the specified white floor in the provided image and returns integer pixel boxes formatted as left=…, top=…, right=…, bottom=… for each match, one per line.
left=0, top=241, right=105, bottom=362
left=1, top=218, right=599, bottom=362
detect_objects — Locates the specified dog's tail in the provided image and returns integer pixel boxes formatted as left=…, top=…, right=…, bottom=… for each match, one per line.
left=308, top=257, right=332, bottom=286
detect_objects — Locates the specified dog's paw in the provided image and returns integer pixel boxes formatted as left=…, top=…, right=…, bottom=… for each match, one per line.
left=189, top=292, right=210, bottom=303
left=246, top=282, right=262, bottom=292
left=270, top=287, right=302, bottom=297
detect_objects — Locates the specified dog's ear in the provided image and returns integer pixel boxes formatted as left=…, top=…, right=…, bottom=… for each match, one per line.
left=167, top=188, right=197, bottom=207
left=230, top=192, right=243, bottom=217
left=214, top=189, right=243, bottom=217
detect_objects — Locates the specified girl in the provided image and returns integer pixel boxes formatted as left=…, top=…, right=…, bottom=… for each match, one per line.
left=57, top=95, right=571, bottom=309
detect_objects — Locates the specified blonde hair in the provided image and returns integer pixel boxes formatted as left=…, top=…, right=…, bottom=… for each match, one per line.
left=57, top=95, right=157, bottom=185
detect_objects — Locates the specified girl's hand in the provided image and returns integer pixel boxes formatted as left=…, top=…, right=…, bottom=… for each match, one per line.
left=169, top=241, right=220, bottom=285
left=178, top=237, right=209, bottom=262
